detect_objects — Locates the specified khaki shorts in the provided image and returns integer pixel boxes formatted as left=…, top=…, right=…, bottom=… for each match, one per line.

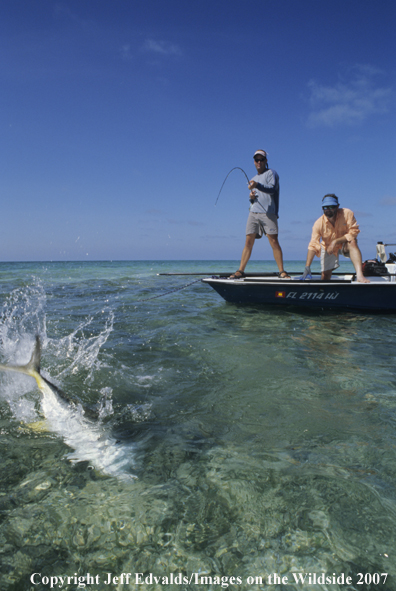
left=320, top=243, right=351, bottom=272
left=246, top=212, right=278, bottom=239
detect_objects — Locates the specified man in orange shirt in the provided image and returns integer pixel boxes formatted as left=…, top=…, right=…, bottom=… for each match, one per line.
left=300, top=194, right=369, bottom=283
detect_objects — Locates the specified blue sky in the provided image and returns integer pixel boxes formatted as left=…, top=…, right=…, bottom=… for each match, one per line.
left=1, top=0, right=395, bottom=261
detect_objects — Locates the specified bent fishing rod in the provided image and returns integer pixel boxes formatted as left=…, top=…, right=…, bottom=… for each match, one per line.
left=214, top=167, right=251, bottom=206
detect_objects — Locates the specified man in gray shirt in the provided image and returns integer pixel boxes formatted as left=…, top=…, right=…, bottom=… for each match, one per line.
left=230, top=149, right=289, bottom=278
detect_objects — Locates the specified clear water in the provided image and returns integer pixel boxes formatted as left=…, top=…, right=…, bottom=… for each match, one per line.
left=0, top=260, right=395, bottom=590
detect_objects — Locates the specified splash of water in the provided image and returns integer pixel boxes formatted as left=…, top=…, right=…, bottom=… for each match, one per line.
left=0, top=281, right=137, bottom=480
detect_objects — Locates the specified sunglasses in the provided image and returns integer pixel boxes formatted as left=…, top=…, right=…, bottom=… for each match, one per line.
left=322, top=205, right=338, bottom=210
left=254, top=157, right=265, bottom=162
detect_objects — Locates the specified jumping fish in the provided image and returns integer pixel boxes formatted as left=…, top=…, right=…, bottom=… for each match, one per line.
left=0, top=336, right=136, bottom=480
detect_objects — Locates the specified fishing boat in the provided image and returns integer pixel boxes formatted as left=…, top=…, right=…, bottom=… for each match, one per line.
left=201, top=243, right=396, bottom=312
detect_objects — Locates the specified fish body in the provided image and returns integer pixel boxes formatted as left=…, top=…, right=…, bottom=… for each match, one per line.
left=0, top=336, right=135, bottom=480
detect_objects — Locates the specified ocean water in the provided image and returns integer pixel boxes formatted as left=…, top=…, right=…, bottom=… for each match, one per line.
left=0, top=260, right=395, bottom=591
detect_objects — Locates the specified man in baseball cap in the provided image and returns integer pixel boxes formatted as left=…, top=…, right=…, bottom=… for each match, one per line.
left=230, top=149, right=289, bottom=279
left=300, top=194, right=369, bottom=282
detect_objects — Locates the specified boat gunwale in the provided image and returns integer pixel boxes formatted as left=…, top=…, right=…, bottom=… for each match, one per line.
left=202, top=275, right=396, bottom=286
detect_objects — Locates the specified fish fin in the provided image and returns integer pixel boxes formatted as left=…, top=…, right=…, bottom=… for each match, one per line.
left=25, top=335, right=41, bottom=375
left=0, top=335, right=42, bottom=379
left=0, top=336, right=73, bottom=406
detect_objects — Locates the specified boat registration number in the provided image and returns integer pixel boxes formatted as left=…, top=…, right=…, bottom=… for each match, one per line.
left=278, top=291, right=340, bottom=301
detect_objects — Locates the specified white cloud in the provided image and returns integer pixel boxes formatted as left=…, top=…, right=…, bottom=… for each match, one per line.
left=120, top=38, right=182, bottom=63
left=380, top=196, right=396, bottom=206
left=352, top=211, right=373, bottom=218
left=167, top=219, right=204, bottom=226
left=120, top=39, right=182, bottom=62
left=306, top=65, right=393, bottom=127
left=120, top=44, right=133, bottom=61
left=141, top=39, right=182, bottom=57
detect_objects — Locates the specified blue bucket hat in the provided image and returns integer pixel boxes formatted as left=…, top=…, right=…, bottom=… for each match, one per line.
left=322, top=194, right=339, bottom=207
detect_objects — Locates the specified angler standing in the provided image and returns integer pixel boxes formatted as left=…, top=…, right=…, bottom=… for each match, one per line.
left=230, top=149, right=289, bottom=279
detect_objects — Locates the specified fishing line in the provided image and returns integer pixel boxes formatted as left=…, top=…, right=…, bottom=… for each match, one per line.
left=136, top=278, right=203, bottom=302
left=215, top=167, right=250, bottom=206
left=139, top=165, right=249, bottom=301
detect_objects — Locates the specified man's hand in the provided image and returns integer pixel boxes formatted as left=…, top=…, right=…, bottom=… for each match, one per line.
left=328, top=238, right=346, bottom=255
left=299, top=266, right=312, bottom=280
left=248, top=180, right=258, bottom=190
left=327, top=240, right=337, bottom=255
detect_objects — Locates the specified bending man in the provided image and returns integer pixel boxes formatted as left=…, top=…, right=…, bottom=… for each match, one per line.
left=300, top=194, right=369, bottom=283
left=230, top=149, right=289, bottom=279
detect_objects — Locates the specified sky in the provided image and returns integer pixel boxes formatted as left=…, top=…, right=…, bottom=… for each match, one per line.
left=0, top=0, right=395, bottom=261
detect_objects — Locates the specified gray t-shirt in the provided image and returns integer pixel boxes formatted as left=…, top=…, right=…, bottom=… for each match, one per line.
left=249, top=168, right=280, bottom=218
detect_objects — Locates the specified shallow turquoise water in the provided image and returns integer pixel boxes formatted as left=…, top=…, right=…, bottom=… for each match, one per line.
left=0, top=260, right=395, bottom=590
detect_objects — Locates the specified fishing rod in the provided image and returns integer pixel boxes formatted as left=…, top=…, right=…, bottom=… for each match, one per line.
left=158, top=272, right=291, bottom=277
left=214, top=167, right=250, bottom=206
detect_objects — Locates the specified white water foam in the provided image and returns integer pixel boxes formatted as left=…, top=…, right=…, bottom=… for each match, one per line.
left=0, top=282, right=137, bottom=481
left=38, top=378, right=136, bottom=480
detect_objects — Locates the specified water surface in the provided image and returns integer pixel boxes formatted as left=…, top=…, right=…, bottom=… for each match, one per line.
left=0, top=260, right=395, bottom=590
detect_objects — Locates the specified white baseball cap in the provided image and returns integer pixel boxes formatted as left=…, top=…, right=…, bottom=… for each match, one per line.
left=253, top=150, right=268, bottom=159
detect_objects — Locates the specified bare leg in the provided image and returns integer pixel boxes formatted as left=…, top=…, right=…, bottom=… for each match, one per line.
left=237, top=234, right=256, bottom=273
left=267, top=234, right=288, bottom=275
left=346, top=240, right=370, bottom=283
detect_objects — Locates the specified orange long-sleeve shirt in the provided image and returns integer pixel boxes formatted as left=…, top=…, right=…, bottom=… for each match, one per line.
left=308, top=208, right=360, bottom=257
